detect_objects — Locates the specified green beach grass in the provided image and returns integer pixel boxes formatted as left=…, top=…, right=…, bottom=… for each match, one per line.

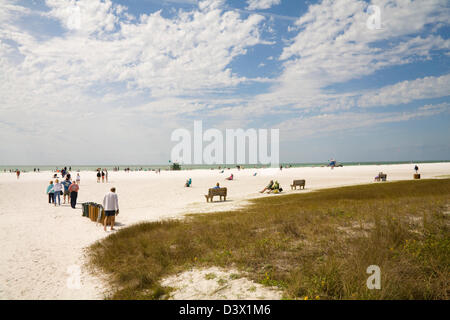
left=88, top=179, right=450, bottom=300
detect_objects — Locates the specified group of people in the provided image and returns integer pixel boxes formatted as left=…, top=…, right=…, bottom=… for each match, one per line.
left=260, top=180, right=283, bottom=194
left=45, top=169, right=119, bottom=231
left=96, top=169, right=108, bottom=183
left=46, top=175, right=80, bottom=208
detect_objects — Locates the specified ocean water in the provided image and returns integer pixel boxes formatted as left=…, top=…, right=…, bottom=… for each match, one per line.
left=1, top=161, right=449, bottom=172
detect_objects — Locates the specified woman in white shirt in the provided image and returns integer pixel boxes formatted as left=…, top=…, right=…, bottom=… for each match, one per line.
left=53, top=179, right=63, bottom=206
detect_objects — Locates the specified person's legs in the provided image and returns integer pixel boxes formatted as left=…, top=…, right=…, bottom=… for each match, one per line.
left=104, top=216, right=109, bottom=231
left=55, top=192, right=60, bottom=206
left=110, top=215, right=115, bottom=230
left=71, top=192, right=77, bottom=209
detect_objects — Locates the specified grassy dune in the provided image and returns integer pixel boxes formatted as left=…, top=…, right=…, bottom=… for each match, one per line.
left=88, top=179, right=450, bottom=300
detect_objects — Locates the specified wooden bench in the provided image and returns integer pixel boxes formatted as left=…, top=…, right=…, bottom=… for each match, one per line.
left=205, top=187, right=227, bottom=202
left=291, top=179, right=306, bottom=190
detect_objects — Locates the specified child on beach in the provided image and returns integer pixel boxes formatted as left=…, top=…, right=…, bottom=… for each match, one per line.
left=76, top=173, right=81, bottom=184
left=46, top=181, right=54, bottom=204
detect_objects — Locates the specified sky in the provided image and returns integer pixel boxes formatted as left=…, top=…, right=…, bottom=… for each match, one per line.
left=0, top=0, right=449, bottom=165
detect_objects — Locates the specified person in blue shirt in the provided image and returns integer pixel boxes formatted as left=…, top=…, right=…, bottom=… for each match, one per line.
left=61, top=177, right=72, bottom=204
left=46, top=181, right=54, bottom=204
left=213, top=182, right=220, bottom=189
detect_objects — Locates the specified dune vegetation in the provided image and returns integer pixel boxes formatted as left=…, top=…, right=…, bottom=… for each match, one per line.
left=88, top=179, right=450, bottom=300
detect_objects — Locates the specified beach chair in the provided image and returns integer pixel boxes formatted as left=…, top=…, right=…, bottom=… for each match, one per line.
left=205, top=187, right=227, bottom=202
left=291, top=179, right=306, bottom=190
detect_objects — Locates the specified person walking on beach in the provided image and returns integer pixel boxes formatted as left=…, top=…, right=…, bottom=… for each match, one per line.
left=97, top=170, right=101, bottom=183
left=76, top=173, right=81, bottom=184
left=16, top=170, right=20, bottom=179
left=103, top=187, right=119, bottom=231
left=61, top=177, right=72, bottom=204
left=46, top=181, right=55, bottom=204
left=105, top=169, right=108, bottom=183
left=53, top=179, right=63, bottom=206
left=68, top=180, right=79, bottom=209
left=101, top=170, right=105, bottom=183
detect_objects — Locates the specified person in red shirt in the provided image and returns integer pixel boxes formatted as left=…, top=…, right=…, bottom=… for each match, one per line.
left=68, top=181, right=79, bottom=209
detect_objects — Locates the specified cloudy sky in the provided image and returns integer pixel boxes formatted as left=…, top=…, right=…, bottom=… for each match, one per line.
left=0, top=0, right=449, bottom=165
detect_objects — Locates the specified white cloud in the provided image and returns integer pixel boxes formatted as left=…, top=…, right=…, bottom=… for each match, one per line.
left=247, top=0, right=449, bottom=115
left=279, top=102, right=450, bottom=139
left=0, top=0, right=269, bottom=163
left=246, top=0, right=281, bottom=10
left=358, top=74, right=450, bottom=108
left=0, top=0, right=449, bottom=163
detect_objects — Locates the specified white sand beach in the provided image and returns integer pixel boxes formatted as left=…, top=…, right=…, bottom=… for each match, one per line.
left=0, top=163, right=449, bottom=300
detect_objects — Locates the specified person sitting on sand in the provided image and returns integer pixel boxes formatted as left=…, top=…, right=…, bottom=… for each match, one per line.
left=46, top=181, right=55, bottom=204
left=260, top=180, right=274, bottom=193
left=226, top=174, right=234, bottom=181
left=103, top=187, right=119, bottom=231
left=213, top=182, right=220, bottom=189
left=185, top=178, right=192, bottom=187
left=268, top=180, right=282, bottom=193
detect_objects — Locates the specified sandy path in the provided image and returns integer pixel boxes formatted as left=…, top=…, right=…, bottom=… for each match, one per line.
left=0, top=163, right=449, bottom=299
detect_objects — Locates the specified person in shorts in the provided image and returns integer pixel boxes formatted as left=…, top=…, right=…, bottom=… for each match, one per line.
left=61, top=177, right=72, bottom=204
left=102, top=187, right=119, bottom=231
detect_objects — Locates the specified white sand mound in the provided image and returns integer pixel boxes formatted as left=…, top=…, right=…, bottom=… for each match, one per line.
left=161, top=267, right=282, bottom=300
